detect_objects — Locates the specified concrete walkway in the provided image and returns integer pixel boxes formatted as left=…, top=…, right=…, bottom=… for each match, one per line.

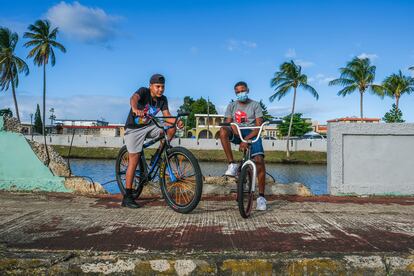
left=0, top=191, right=413, bottom=274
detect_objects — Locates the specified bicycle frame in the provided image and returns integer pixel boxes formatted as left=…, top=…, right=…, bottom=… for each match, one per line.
left=229, top=121, right=269, bottom=193
left=135, top=112, right=188, bottom=184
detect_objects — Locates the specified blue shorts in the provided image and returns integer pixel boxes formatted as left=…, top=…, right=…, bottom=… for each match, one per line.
left=229, top=129, right=265, bottom=158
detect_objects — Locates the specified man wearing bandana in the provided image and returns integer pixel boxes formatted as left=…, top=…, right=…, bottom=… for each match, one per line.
left=123, top=74, right=184, bottom=208
left=219, top=81, right=267, bottom=211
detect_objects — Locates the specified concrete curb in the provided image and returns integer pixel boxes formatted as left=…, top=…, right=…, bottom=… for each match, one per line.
left=1, top=251, right=413, bottom=275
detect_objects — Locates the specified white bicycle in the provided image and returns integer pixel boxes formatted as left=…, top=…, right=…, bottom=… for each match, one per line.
left=221, top=121, right=269, bottom=218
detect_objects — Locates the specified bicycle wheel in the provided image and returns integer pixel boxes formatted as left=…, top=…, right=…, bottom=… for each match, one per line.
left=238, top=163, right=254, bottom=218
left=115, top=145, right=145, bottom=199
left=160, top=147, right=203, bottom=214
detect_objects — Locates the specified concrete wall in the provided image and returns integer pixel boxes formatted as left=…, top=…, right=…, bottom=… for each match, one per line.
left=327, top=123, right=414, bottom=195
left=26, top=134, right=327, bottom=152
left=0, top=116, right=68, bottom=192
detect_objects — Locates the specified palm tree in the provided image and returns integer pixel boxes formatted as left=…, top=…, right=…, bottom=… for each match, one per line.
left=382, top=70, right=414, bottom=112
left=24, top=20, right=66, bottom=163
left=329, top=57, right=383, bottom=119
left=269, top=60, right=318, bottom=158
left=0, top=27, right=29, bottom=122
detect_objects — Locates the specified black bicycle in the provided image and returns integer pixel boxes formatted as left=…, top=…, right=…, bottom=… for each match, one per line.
left=115, top=112, right=203, bottom=213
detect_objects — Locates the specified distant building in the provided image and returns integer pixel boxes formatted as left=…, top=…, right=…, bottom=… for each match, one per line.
left=263, top=118, right=283, bottom=139
left=59, top=125, right=120, bottom=137
left=315, top=124, right=328, bottom=135
left=54, top=119, right=108, bottom=127
left=327, top=117, right=380, bottom=123
left=20, top=122, right=59, bottom=135
left=195, top=114, right=225, bottom=139
left=54, top=119, right=123, bottom=137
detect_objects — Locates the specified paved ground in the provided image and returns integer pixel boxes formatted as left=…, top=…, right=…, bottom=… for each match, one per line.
left=0, top=191, right=413, bottom=274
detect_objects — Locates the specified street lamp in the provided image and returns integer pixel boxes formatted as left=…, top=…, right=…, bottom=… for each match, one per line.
left=49, top=108, right=55, bottom=125
left=30, top=113, right=33, bottom=140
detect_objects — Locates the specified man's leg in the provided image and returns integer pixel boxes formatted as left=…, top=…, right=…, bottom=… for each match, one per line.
left=122, top=152, right=141, bottom=208
left=166, top=126, right=176, bottom=141
left=126, top=152, right=140, bottom=189
left=220, top=126, right=241, bottom=176
left=219, top=126, right=234, bottom=163
left=123, top=127, right=147, bottom=208
left=254, top=155, right=266, bottom=195
left=153, top=126, right=175, bottom=155
left=251, top=136, right=267, bottom=211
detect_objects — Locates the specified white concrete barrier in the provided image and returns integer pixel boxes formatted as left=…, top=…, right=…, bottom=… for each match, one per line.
left=327, top=123, right=414, bottom=195
left=26, top=135, right=327, bottom=152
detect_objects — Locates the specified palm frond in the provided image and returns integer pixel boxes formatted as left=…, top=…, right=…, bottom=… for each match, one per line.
left=300, top=83, right=319, bottom=100
left=329, top=78, right=355, bottom=86
left=337, top=84, right=358, bottom=96
left=24, top=19, right=66, bottom=67
left=49, top=41, right=66, bottom=53
left=269, top=84, right=292, bottom=102
left=370, top=84, right=385, bottom=98
left=50, top=47, right=56, bottom=66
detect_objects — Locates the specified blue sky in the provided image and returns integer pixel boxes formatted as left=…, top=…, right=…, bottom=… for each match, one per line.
left=1, top=0, right=413, bottom=124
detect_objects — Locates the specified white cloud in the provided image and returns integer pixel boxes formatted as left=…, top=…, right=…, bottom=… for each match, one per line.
left=310, top=73, right=334, bottom=85
left=46, top=1, right=121, bottom=45
left=226, top=39, right=257, bottom=52
left=294, top=59, right=314, bottom=68
left=357, top=53, right=378, bottom=60
left=285, top=48, right=296, bottom=58
left=1, top=93, right=182, bottom=124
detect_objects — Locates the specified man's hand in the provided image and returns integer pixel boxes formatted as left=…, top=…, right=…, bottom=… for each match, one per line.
left=133, top=109, right=145, bottom=117
left=176, top=119, right=184, bottom=129
left=239, top=142, right=248, bottom=152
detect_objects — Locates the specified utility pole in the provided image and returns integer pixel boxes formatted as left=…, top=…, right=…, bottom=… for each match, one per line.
left=184, top=117, right=187, bottom=138
left=207, top=97, right=210, bottom=139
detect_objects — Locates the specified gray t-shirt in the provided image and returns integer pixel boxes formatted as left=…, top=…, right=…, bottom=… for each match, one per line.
left=224, top=100, right=263, bottom=126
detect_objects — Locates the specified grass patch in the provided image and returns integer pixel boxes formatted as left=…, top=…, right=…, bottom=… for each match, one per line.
left=52, top=146, right=326, bottom=164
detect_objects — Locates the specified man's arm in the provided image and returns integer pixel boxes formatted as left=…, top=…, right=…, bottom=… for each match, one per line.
left=130, top=93, right=144, bottom=117
left=225, top=116, right=239, bottom=136
left=162, top=109, right=184, bottom=128
left=243, top=117, right=263, bottom=141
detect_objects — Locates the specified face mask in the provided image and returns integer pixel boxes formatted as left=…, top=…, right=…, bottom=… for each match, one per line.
left=236, top=91, right=249, bottom=102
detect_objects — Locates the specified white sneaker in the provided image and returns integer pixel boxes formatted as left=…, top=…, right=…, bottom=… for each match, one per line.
left=256, top=196, right=267, bottom=211
left=224, top=163, right=239, bottom=177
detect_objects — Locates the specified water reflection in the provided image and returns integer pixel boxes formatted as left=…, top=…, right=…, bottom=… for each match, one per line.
left=69, top=159, right=327, bottom=195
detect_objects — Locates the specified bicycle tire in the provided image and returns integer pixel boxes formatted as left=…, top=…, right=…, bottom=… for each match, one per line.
left=159, top=147, right=203, bottom=214
left=115, top=145, right=145, bottom=199
left=238, top=163, right=254, bottom=218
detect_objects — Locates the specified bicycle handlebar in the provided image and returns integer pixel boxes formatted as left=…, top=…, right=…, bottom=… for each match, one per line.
left=145, top=112, right=189, bottom=129
left=219, top=121, right=269, bottom=143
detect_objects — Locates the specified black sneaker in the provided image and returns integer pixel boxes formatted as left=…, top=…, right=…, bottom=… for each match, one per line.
left=121, top=195, right=140, bottom=208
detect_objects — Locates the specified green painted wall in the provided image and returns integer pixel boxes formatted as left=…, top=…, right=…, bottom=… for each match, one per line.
left=0, top=116, right=68, bottom=192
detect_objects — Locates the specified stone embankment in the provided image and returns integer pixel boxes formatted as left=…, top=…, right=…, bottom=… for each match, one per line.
left=2, top=116, right=107, bottom=194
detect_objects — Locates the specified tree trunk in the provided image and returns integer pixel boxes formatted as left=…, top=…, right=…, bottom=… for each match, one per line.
left=286, top=87, right=297, bottom=158
left=360, top=91, right=364, bottom=120
left=42, top=63, right=50, bottom=165
left=396, top=96, right=400, bottom=112
left=10, top=76, right=21, bottom=123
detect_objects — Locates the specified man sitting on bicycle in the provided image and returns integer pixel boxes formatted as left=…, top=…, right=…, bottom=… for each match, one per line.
left=219, top=81, right=267, bottom=211
left=123, top=74, right=184, bottom=208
